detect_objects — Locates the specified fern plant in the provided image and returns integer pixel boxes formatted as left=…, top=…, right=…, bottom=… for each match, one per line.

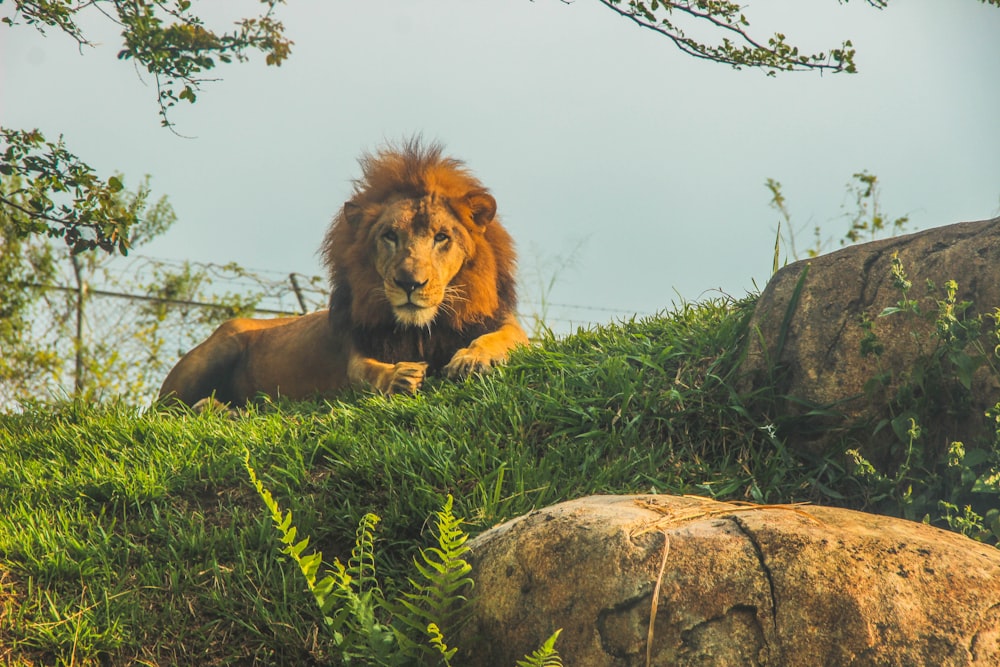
left=515, top=628, right=563, bottom=667
left=392, top=494, right=473, bottom=663
left=244, top=450, right=562, bottom=665
left=244, top=450, right=396, bottom=661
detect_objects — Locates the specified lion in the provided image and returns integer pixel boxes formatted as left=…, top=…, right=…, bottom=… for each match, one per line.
left=157, top=140, right=528, bottom=407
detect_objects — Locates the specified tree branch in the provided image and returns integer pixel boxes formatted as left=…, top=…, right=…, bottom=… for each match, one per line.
left=596, top=0, right=857, bottom=73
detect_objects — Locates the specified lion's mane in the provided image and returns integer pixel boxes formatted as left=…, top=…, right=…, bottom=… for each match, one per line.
left=320, top=140, right=520, bottom=374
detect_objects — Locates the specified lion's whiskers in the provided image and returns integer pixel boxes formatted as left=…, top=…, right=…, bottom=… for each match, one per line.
left=444, top=284, right=470, bottom=303
left=443, top=285, right=469, bottom=309
left=438, top=286, right=469, bottom=320
left=371, top=285, right=392, bottom=305
left=437, top=303, right=458, bottom=321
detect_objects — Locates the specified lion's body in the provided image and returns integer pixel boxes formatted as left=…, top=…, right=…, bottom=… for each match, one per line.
left=157, top=311, right=349, bottom=405
left=158, top=141, right=528, bottom=407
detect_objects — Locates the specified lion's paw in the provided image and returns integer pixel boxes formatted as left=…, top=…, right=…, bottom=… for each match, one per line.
left=190, top=396, right=238, bottom=418
left=443, top=348, right=495, bottom=380
left=385, top=361, right=429, bottom=395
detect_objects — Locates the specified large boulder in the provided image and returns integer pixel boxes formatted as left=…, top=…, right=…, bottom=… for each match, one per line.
left=740, top=217, right=1000, bottom=461
left=457, top=494, right=1000, bottom=666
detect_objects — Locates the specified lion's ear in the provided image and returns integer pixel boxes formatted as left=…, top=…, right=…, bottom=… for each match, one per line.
left=343, top=201, right=364, bottom=225
left=465, top=191, right=497, bottom=228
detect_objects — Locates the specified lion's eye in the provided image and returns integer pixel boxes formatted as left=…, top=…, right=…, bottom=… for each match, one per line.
left=382, top=230, right=398, bottom=244
left=434, top=232, right=450, bottom=244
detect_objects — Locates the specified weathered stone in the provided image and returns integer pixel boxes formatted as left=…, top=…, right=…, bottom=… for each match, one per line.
left=457, top=494, right=1000, bottom=666
left=740, top=217, right=1000, bottom=462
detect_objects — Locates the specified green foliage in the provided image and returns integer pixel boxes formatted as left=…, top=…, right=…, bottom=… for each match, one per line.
left=0, top=168, right=321, bottom=407
left=0, top=174, right=61, bottom=397
left=853, top=253, right=1000, bottom=542
left=4, top=0, right=292, bottom=128
left=246, top=451, right=398, bottom=661
left=0, top=129, right=139, bottom=255
left=599, top=0, right=858, bottom=74
left=2, top=1, right=292, bottom=250
left=393, top=495, right=474, bottom=663
left=112, top=0, right=292, bottom=126
left=425, top=623, right=457, bottom=664
left=767, top=171, right=910, bottom=263
left=515, top=629, right=563, bottom=667
left=842, top=172, right=910, bottom=245
left=0, top=173, right=187, bottom=406
left=765, top=167, right=1000, bottom=544
left=246, top=454, right=559, bottom=665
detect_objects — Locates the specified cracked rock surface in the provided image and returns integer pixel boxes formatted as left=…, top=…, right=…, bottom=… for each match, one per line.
left=740, top=216, right=1000, bottom=464
left=456, top=494, right=1000, bottom=666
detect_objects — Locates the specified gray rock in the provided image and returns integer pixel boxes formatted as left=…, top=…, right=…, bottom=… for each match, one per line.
left=740, top=217, right=1000, bottom=462
left=458, top=494, right=1000, bottom=666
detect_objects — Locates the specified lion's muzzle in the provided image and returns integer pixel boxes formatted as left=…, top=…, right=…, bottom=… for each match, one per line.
left=394, top=275, right=427, bottom=296
left=387, top=274, right=439, bottom=326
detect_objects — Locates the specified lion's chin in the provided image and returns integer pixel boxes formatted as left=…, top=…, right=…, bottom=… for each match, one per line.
left=393, top=303, right=439, bottom=328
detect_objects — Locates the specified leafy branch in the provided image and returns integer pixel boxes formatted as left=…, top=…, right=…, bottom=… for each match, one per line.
left=597, top=0, right=858, bottom=74
left=4, top=0, right=293, bottom=128
left=1, top=129, right=139, bottom=254
left=112, top=0, right=292, bottom=127
left=1, top=1, right=292, bottom=251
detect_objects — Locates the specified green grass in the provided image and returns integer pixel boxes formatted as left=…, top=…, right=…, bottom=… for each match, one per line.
left=1, top=294, right=997, bottom=665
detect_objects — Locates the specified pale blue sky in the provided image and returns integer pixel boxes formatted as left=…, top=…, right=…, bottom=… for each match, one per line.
left=3, top=1, right=999, bottom=331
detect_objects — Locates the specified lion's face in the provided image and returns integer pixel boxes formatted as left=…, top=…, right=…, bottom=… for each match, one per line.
left=324, top=142, right=515, bottom=332
left=361, top=195, right=483, bottom=327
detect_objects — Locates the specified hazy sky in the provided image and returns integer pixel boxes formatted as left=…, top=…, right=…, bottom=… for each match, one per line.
left=3, top=1, right=999, bottom=332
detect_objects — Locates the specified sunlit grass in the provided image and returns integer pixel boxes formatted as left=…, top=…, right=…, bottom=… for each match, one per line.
left=0, top=293, right=993, bottom=665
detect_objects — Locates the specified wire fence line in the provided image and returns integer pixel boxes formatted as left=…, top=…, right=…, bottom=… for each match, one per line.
left=1, top=252, right=650, bottom=411
left=19, top=281, right=313, bottom=316
left=1, top=253, right=329, bottom=411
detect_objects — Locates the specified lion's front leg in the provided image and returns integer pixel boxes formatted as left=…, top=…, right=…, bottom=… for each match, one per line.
left=348, top=354, right=428, bottom=396
left=443, top=314, right=529, bottom=380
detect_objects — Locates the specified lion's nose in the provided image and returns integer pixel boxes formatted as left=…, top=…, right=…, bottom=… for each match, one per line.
left=394, top=277, right=427, bottom=295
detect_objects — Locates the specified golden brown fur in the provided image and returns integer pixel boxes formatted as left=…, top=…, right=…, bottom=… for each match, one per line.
left=158, top=140, right=528, bottom=407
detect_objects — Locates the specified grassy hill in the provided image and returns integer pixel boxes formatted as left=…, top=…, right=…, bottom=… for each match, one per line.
left=1, top=295, right=996, bottom=665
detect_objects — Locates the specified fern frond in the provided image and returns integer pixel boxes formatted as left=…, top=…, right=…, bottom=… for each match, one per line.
left=390, top=494, right=475, bottom=663
left=247, top=457, right=489, bottom=664
left=244, top=449, right=395, bottom=658
left=246, top=451, right=325, bottom=592
left=399, top=495, right=474, bottom=627
left=348, top=512, right=381, bottom=594
left=515, top=629, right=563, bottom=667
left=426, top=622, right=457, bottom=665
